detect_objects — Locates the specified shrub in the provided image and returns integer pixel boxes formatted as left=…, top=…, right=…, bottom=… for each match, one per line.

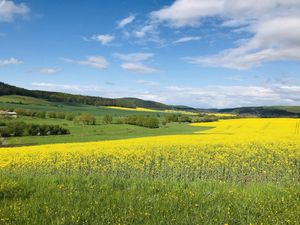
left=36, top=111, right=46, bottom=119
left=48, top=112, right=57, bottom=118
left=0, top=122, right=70, bottom=137
left=79, top=113, right=96, bottom=125
left=103, top=114, right=113, bottom=124
left=66, top=113, right=76, bottom=121
left=125, top=115, right=159, bottom=128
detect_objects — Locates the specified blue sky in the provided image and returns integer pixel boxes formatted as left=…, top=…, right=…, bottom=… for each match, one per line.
left=1, top=0, right=300, bottom=108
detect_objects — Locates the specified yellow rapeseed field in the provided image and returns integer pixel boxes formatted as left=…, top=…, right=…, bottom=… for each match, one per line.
left=1, top=118, right=300, bottom=224
left=1, top=118, right=299, bottom=183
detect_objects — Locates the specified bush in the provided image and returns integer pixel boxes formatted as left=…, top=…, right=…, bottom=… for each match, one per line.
left=178, top=115, right=192, bottom=123
left=125, top=115, right=159, bottom=128
left=103, top=114, right=113, bottom=124
left=36, top=111, right=46, bottom=119
left=48, top=112, right=57, bottom=118
left=0, top=122, right=70, bottom=137
left=66, top=113, right=76, bottom=121
left=165, top=114, right=179, bottom=123
left=56, top=112, right=66, bottom=119
left=79, top=113, right=96, bottom=125
left=193, top=115, right=219, bottom=122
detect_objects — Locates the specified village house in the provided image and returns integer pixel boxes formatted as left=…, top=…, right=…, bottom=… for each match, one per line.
left=0, top=110, right=18, bottom=118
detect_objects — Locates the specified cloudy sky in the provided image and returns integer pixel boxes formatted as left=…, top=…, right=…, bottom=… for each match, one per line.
left=1, top=0, right=300, bottom=108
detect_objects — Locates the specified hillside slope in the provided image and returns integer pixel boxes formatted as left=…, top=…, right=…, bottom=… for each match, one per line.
left=0, top=82, right=192, bottom=110
left=219, top=106, right=300, bottom=117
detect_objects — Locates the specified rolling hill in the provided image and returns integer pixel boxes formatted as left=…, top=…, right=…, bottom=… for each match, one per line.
left=1, top=82, right=300, bottom=117
left=0, top=82, right=193, bottom=111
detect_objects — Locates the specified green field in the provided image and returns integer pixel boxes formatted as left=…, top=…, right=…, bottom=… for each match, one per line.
left=0, top=95, right=180, bottom=117
left=0, top=95, right=211, bottom=146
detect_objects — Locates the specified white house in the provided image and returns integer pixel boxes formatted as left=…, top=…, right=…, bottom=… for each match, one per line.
left=0, top=110, right=18, bottom=118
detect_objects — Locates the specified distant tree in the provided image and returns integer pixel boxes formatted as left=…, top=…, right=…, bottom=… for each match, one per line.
left=56, top=112, right=66, bottom=119
left=166, top=114, right=179, bottom=123
left=7, top=122, right=27, bottom=136
left=178, top=115, right=192, bottom=123
left=36, top=111, right=46, bottom=119
left=79, top=113, right=96, bottom=125
left=48, top=112, right=57, bottom=118
left=66, top=113, right=76, bottom=121
left=103, top=114, right=113, bottom=124
left=124, top=115, right=159, bottom=128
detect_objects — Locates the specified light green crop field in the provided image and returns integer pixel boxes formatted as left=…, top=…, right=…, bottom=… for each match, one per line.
left=0, top=95, right=173, bottom=116
left=4, top=118, right=210, bottom=145
left=0, top=95, right=52, bottom=105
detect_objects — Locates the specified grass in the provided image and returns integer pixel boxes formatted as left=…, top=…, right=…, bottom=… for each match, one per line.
left=1, top=174, right=298, bottom=225
left=4, top=118, right=210, bottom=145
left=0, top=96, right=212, bottom=146
left=0, top=95, right=51, bottom=105
left=0, top=95, right=172, bottom=117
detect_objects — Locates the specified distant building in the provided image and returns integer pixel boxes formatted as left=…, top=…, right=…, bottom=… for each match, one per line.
left=0, top=110, right=18, bottom=118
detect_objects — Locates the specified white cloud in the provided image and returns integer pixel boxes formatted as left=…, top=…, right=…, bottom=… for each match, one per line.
left=35, top=67, right=61, bottom=74
left=151, top=0, right=223, bottom=27
left=163, top=83, right=300, bottom=108
left=134, top=25, right=155, bottom=38
left=121, top=63, right=158, bottom=74
left=117, top=14, right=135, bottom=28
left=0, top=57, right=22, bottom=66
left=0, top=0, right=29, bottom=22
left=152, top=0, right=300, bottom=69
left=62, top=56, right=109, bottom=70
left=151, top=0, right=300, bottom=28
left=173, top=36, right=201, bottom=44
left=113, top=53, right=154, bottom=62
left=185, top=16, right=300, bottom=70
left=91, top=34, right=115, bottom=45
left=31, top=82, right=83, bottom=92
left=30, top=81, right=300, bottom=108
left=136, top=80, right=160, bottom=86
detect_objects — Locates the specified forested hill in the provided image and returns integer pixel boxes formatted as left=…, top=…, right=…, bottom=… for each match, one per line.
left=0, top=82, right=190, bottom=110
left=219, top=106, right=300, bottom=118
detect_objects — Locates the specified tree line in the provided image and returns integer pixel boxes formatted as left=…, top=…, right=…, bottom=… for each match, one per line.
left=0, top=121, right=69, bottom=137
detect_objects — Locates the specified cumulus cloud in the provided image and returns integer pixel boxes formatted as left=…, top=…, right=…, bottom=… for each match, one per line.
left=151, top=0, right=300, bottom=28
left=163, top=83, right=300, bottom=108
left=173, top=36, right=201, bottom=44
left=185, top=17, right=300, bottom=70
left=91, top=34, right=115, bottom=45
left=0, top=0, right=29, bottom=22
left=117, top=14, right=135, bottom=28
left=151, top=0, right=300, bottom=69
left=62, top=56, right=109, bottom=70
left=0, top=57, right=22, bottom=66
left=113, top=53, right=153, bottom=62
left=121, top=63, right=158, bottom=74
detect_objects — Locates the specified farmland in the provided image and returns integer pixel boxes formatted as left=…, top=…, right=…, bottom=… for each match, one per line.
left=1, top=118, right=299, bottom=224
